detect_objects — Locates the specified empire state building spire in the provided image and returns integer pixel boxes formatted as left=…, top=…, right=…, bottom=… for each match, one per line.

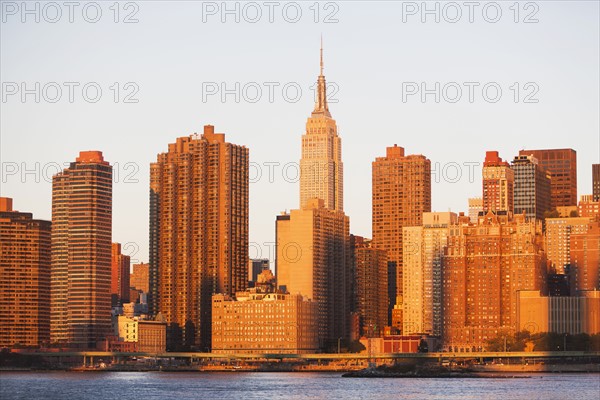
left=300, top=38, right=343, bottom=212
left=313, top=37, right=331, bottom=117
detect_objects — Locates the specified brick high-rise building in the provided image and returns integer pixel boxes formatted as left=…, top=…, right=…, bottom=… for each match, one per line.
left=519, top=148, right=577, bottom=207
left=512, top=154, right=551, bottom=221
left=593, top=164, right=600, bottom=202
left=352, top=235, right=387, bottom=338
left=130, top=263, right=149, bottom=293
left=0, top=198, right=51, bottom=348
left=403, top=212, right=456, bottom=337
left=150, top=125, right=249, bottom=350
left=578, top=194, right=599, bottom=219
left=570, top=221, right=600, bottom=293
left=372, top=145, right=431, bottom=331
left=545, top=217, right=592, bottom=273
left=111, top=243, right=130, bottom=306
left=482, top=151, right=514, bottom=214
left=442, top=212, right=546, bottom=351
left=51, top=151, right=112, bottom=348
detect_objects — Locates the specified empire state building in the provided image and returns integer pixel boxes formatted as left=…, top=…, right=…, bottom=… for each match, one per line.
left=299, top=43, right=343, bottom=211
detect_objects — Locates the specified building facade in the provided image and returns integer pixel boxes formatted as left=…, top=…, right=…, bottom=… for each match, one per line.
left=0, top=197, right=51, bottom=348
left=442, top=212, right=546, bottom=351
left=468, top=197, right=483, bottom=224
left=512, top=154, right=551, bottom=221
left=570, top=221, right=600, bottom=293
left=372, top=144, right=431, bottom=331
left=352, top=236, right=387, bottom=338
left=518, top=290, right=600, bottom=335
left=545, top=217, right=592, bottom=273
left=150, top=125, right=249, bottom=350
left=111, top=243, right=131, bottom=306
left=51, top=151, right=112, bottom=348
left=482, top=151, right=514, bottom=214
left=276, top=199, right=350, bottom=345
left=248, top=258, right=269, bottom=286
left=212, top=292, right=319, bottom=354
left=130, top=262, right=150, bottom=293
left=403, top=212, right=457, bottom=337
left=593, top=164, right=600, bottom=202
left=519, top=148, right=577, bottom=207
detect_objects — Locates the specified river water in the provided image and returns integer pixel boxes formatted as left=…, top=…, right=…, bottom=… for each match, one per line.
left=1, top=372, right=599, bottom=399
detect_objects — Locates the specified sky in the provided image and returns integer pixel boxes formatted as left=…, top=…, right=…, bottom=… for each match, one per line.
left=1, top=1, right=599, bottom=266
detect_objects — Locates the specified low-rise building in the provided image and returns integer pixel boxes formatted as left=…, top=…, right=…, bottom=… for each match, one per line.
left=212, top=291, right=319, bottom=354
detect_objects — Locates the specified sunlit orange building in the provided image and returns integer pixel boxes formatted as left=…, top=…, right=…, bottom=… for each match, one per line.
left=570, top=221, right=600, bottom=293
left=150, top=125, right=249, bottom=350
left=0, top=198, right=51, bottom=348
left=352, top=235, right=387, bottom=338
left=51, top=151, right=112, bottom=348
left=372, top=145, right=431, bottom=331
left=482, top=151, right=514, bottom=213
left=130, top=262, right=149, bottom=293
left=276, top=46, right=352, bottom=347
left=519, top=148, right=577, bottom=207
left=442, top=212, right=546, bottom=351
left=111, top=243, right=130, bottom=306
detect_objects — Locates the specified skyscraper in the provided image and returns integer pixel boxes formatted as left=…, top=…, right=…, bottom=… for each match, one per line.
left=403, top=212, right=456, bottom=337
left=593, top=164, right=600, bottom=202
left=352, top=235, right=387, bottom=338
left=276, top=45, right=351, bottom=347
left=51, top=151, right=112, bottom=348
left=570, top=221, right=600, bottom=293
left=482, top=151, right=514, bottom=213
left=0, top=197, right=51, bottom=348
left=299, top=42, right=343, bottom=212
left=276, top=199, right=350, bottom=345
left=512, top=154, right=551, bottom=221
left=519, top=148, right=577, bottom=207
left=372, top=144, right=431, bottom=331
left=545, top=217, right=592, bottom=273
left=111, top=243, right=131, bottom=306
left=150, top=125, right=249, bottom=350
left=442, top=212, right=546, bottom=351
left=130, top=262, right=150, bottom=293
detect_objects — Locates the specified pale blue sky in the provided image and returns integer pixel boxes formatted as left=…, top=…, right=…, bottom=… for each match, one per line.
left=1, top=1, right=599, bottom=265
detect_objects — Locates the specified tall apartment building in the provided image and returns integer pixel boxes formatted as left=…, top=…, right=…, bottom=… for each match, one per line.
left=468, top=197, right=483, bottom=223
left=0, top=197, right=51, bottom=347
left=276, top=46, right=352, bottom=347
left=545, top=217, right=592, bottom=273
left=130, top=262, right=149, bottom=293
left=442, top=212, right=546, bottom=351
left=403, top=212, right=457, bottom=337
left=570, top=221, right=600, bottom=293
left=51, top=151, right=112, bottom=348
left=352, top=236, right=387, bottom=338
left=512, top=154, right=551, bottom=221
left=276, top=199, right=350, bottom=345
left=150, top=125, right=249, bottom=350
left=593, top=164, right=600, bottom=202
left=482, top=151, right=514, bottom=213
left=519, top=148, right=577, bottom=207
left=212, top=291, right=319, bottom=354
left=372, top=144, right=431, bottom=331
left=111, top=243, right=130, bottom=306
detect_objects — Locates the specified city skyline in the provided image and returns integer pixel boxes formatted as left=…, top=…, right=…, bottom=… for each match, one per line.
left=2, top=2, right=599, bottom=266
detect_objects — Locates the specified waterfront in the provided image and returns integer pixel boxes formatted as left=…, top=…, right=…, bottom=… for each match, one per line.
left=1, top=372, right=599, bottom=400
